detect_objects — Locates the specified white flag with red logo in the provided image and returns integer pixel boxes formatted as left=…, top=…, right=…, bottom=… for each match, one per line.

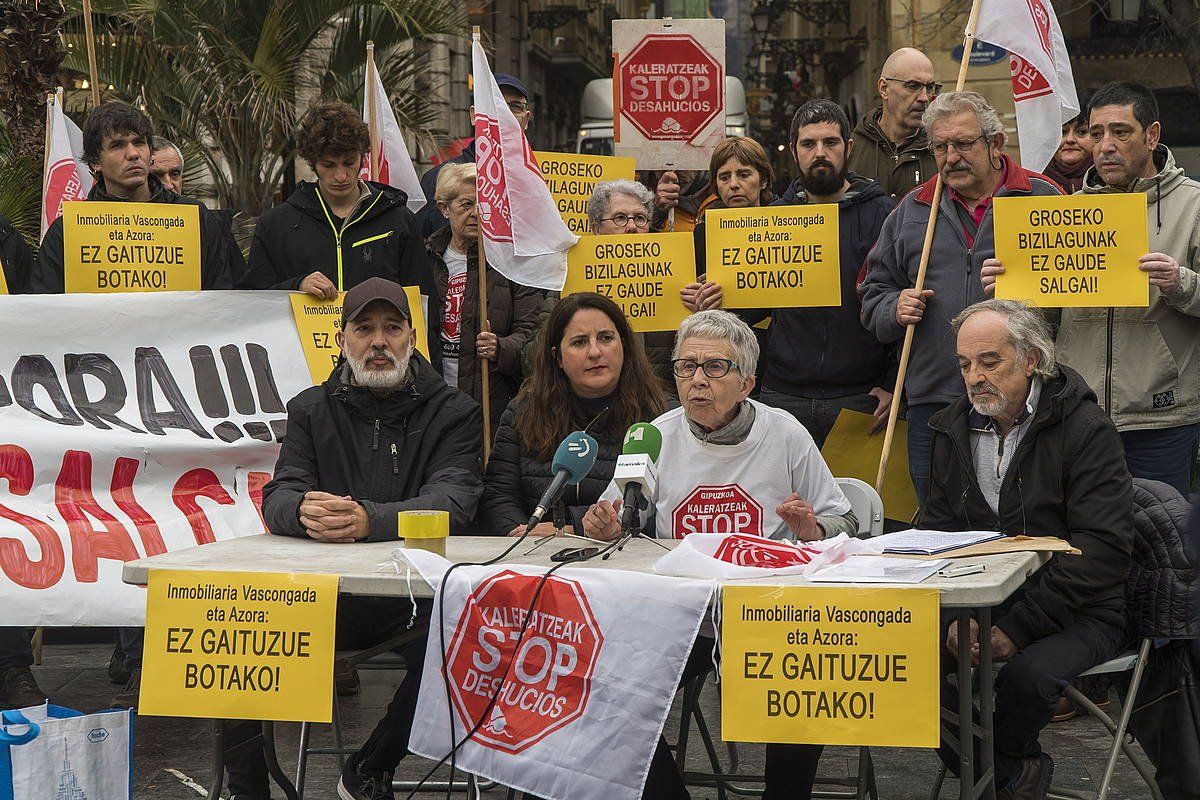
left=360, top=61, right=426, bottom=213
left=975, top=0, right=1079, bottom=174
left=653, top=532, right=878, bottom=580
left=398, top=550, right=714, bottom=800
left=41, top=91, right=93, bottom=239
left=471, top=36, right=577, bottom=291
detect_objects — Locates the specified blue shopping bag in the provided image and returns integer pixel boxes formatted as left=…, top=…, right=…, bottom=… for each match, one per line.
left=0, top=704, right=132, bottom=800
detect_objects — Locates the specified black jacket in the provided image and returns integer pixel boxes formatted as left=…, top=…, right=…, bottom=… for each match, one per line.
left=921, top=365, right=1134, bottom=648
left=34, top=174, right=240, bottom=292
left=263, top=353, right=483, bottom=540
left=0, top=214, right=32, bottom=293
left=479, top=397, right=622, bottom=534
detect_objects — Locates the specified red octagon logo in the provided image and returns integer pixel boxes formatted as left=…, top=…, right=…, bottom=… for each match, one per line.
left=619, top=33, right=724, bottom=143
left=672, top=483, right=764, bottom=538
left=713, top=534, right=818, bottom=568
left=445, top=570, right=604, bottom=753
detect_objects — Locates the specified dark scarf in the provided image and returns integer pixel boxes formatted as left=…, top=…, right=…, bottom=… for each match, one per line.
left=1044, top=155, right=1093, bottom=194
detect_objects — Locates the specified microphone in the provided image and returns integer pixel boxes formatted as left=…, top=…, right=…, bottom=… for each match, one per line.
left=527, top=430, right=600, bottom=530
left=614, top=422, right=663, bottom=534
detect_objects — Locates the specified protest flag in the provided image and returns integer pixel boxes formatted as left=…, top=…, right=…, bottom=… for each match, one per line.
left=362, top=41, right=426, bottom=213
left=41, top=88, right=94, bottom=241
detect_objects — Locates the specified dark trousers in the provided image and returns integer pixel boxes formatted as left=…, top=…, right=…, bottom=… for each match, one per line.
left=937, top=616, right=1125, bottom=787
left=906, top=403, right=947, bottom=507
left=117, top=627, right=144, bottom=670
left=1121, top=423, right=1200, bottom=497
left=0, top=629, right=33, bottom=670
left=757, top=387, right=877, bottom=450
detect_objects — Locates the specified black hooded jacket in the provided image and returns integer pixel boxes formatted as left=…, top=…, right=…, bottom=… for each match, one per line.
left=921, top=365, right=1134, bottom=648
left=35, top=173, right=240, bottom=292
left=0, top=214, right=32, bottom=293
left=262, top=352, right=483, bottom=540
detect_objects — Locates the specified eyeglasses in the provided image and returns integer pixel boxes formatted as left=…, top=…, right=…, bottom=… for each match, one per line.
left=883, top=77, right=943, bottom=95
left=671, top=358, right=739, bottom=379
left=507, top=101, right=532, bottom=115
left=600, top=213, right=649, bottom=229
left=929, top=134, right=988, bottom=155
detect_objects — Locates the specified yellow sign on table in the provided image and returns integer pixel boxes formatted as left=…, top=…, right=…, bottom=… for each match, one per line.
left=140, top=569, right=338, bottom=722
left=63, top=200, right=201, bottom=292
left=722, top=586, right=940, bottom=747
left=564, top=233, right=693, bottom=332
left=994, top=193, right=1149, bottom=307
left=821, top=409, right=918, bottom=523
left=289, top=287, right=430, bottom=385
left=704, top=205, right=841, bottom=308
left=535, top=151, right=636, bottom=235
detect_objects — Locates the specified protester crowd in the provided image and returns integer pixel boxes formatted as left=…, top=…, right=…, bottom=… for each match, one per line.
left=1, top=48, right=1198, bottom=800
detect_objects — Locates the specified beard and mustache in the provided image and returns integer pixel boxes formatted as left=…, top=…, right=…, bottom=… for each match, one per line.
left=968, top=380, right=1009, bottom=418
left=801, top=158, right=847, bottom=196
left=347, top=343, right=413, bottom=391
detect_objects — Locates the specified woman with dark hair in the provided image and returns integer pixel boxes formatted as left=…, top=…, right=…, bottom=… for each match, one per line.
left=480, top=292, right=666, bottom=536
left=1043, top=113, right=1093, bottom=194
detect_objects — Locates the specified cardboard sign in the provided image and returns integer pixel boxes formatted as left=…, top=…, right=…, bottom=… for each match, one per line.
left=722, top=586, right=939, bottom=747
left=289, top=287, right=430, bottom=385
left=994, top=194, right=1149, bottom=307
left=534, top=152, right=636, bottom=235
left=563, top=233, right=693, bottom=332
left=139, top=569, right=338, bottom=722
left=821, top=410, right=918, bottom=523
left=705, top=205, right=841, bottom=307
left=63, top=200, right=201, bottom=292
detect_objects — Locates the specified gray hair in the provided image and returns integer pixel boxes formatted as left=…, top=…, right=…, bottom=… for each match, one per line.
left=150, top=135, right=182, bottom=164
left=951, top=299, right=1057, bottom=379
left=922, top=90, right=1005, bottom=142
left=587, top=179, right=653, bottom=231
left=435, top=162, right=476, bottom=203
left=673, top=310, right=760, bottom=381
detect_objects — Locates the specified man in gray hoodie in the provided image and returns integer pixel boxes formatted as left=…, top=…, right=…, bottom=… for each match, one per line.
left=983, top=82, right=1200, bottom=495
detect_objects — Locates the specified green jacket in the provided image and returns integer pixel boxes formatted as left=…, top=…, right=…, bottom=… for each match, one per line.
left=847, top=107, right=937, bottom=201
left=1056, top=145, right=1200, bottom=430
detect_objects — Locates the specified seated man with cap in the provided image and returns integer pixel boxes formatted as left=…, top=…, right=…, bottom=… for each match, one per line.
left=220, top=277, right=483, bottom=800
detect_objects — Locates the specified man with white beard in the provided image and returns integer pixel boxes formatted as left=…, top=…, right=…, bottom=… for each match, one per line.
left=920, top=299, right=1132, bottom=800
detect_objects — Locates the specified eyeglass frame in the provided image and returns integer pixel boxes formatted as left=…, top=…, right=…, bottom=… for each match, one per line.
left=671, top=357, right=740, bottom=379
left=882, top=77, right=944, bottom=95
left=928, top=134, right=990, bottom=156
left=599, top=212, right=650, bottom=229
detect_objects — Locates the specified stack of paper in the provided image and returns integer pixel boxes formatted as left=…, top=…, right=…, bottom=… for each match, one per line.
left=874, top=529, right=1004, bottom=555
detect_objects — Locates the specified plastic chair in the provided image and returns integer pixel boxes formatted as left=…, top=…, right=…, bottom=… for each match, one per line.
left=835, top=477, right=884, bottom=537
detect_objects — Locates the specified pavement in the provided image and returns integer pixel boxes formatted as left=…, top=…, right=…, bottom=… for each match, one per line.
left=28, top=636, right=1159, bottom=800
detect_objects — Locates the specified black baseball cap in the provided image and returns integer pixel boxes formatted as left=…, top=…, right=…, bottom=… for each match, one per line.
left=494, top=74, right=529, bottom=100
left=341, top=277, right=412, bottom=326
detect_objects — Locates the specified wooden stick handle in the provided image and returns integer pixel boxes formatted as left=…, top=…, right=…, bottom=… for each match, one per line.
left=366, top=42, right=379, bottom=182
left=81, top=0, right=101, bottom=107
left=477, top=229, right=492, bottom=464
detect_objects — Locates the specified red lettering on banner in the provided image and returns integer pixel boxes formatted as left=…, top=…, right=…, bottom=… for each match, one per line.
left=1009, top=54, right=1052, bottom=102
left=474, top=116, right=514, bottom=243
left=672, top=483, right=764, bottom=538
left=248, top=470, right=271, bottom=533
left=111, top=456, right=166, bottom=557
left=43, top=159, right=85, bottom=230
left=0, top=445, right=65, bottom=590
left=1024, top=0, right=1054, bottom=61
left=172, top=468, right=235, bottom=545
left=713, top=533, right=818, bottom=568
left=55, top=450, right=139, bottom=583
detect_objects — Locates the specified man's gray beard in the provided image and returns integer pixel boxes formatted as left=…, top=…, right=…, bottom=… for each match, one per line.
left=969, top=386, right=1008, bottom=418
left=347, top=344, right=412, bottom=391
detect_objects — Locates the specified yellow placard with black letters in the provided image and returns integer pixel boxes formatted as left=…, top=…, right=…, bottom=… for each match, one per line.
left=534, top=151, right=636, bottom=235
left=63, top=200, right=201, bottom=292
left=563, top=232, right=694, bottom=333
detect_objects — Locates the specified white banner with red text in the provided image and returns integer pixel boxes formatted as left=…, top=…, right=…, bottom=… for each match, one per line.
left=0, top=291, right=311, bottom=625
left=398, top=550, right=715, bottom=800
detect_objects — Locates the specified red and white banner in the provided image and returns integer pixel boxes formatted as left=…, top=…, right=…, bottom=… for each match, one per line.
left=41, top=90, right=93, bottom=240
left=0, top=292, right=311, bottom=625
left=653, top=532, right=877, bottom=580
left=975, top=0, right=1079, bottom=174
left=361, top=58, right=426, bottom=213
left=399, top=551, right=714, bottom=800
left=471, top=36, right=577, bottom=291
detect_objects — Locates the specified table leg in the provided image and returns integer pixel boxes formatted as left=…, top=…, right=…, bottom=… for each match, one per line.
left=956, top=610, right=974, bottom=800
left=977, top=607, right=995, bottom=800
left=262, top=720, right=300, bottom=800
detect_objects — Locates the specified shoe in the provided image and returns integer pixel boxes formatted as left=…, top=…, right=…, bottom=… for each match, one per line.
left=1080, top=674, right=1112, bottom=712
left=1050, top=695, right=1078, bottom=722
left=337, top=752, right=394, bottom=800
left=998, top=753, right=1053, bottom=800
left=110, top=667, right=141, bottom=709
left=108, top=644, right=131, bottom=685
left=0, top=666, right=48, bottom=709
left=335, top=663, right=361, bottom=696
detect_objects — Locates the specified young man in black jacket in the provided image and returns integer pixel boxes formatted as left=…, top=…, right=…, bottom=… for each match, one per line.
left=923, top=299, right=1133, bottom=800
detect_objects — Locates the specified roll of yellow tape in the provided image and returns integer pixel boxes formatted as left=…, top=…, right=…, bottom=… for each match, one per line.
left=398, top=510, right=449, bottom=555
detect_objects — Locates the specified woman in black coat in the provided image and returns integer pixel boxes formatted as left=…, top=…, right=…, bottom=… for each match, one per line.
left=480, top=292, right=666, bottom=536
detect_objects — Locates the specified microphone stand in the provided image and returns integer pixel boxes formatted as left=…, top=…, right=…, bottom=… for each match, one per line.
left=603, top=498, right=669, bottom=559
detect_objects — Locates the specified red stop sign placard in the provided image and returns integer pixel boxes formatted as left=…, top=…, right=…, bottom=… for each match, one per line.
left=672, top=483, right=764, bottom=538
left=618, top=33, right=724, bottom=144
left=445, top=570, right=604, bottom=753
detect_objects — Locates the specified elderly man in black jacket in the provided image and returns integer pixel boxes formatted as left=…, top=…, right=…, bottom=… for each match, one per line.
left=923, top=299, right=1133, bottom=800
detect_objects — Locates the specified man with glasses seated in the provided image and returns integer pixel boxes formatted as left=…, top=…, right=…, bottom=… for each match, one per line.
left=848, top=47, right=941, bottom=200
left=860, top=91, right=1060, bottom=504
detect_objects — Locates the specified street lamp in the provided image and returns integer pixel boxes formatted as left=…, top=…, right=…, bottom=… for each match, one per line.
left=751, top=1, right=774, bottom=37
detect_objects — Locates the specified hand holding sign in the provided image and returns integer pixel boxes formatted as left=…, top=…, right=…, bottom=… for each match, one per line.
left=980, top=257, right=1004, bottom=297
left=1139, top=252, right=1182, bottom=294
left=300, top=271, right=338, bottom=300
left=680, top=277, right=723, bottom=311
left=656, top=171, right=681, bottom=211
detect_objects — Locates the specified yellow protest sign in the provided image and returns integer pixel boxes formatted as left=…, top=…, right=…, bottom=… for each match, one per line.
left=535, top=151, right=636, bottom=235
left=821, top=409, right=918, bottom=523
left=289, top=287, right=430, bottom=385
left=704, top=205, right=841, bottom=308
left=139, top=569, right=338, bottom=723
left=62, top=200, right=201, bottom=292
left=722, top=586, right=939, bottom=747
left=0, top=257, right=7, bottom=294
left=994, top=193, right=1149, bottom=307
left=564, top=233, right=693, bottom=332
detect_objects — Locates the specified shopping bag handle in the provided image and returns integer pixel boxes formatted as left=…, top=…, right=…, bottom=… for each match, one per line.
left=0, top=710, right=40, bottom=745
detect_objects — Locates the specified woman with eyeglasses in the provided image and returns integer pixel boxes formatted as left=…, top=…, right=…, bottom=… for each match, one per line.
left=581, top=310, right=854, bottom=800
left=480, top=292, right=666, bottom=537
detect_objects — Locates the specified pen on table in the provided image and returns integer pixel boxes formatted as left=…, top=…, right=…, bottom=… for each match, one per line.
left=938, top=562, right=986, bottom=578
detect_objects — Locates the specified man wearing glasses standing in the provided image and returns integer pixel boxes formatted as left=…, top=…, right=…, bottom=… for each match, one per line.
left=848, top=47, right=940, bottom=200
left=860, top=91, right=1061, bottom=503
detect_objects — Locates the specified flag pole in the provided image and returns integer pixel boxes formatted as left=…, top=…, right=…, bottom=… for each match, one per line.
left=81, top=0, right=102, bottom=108
left=40, top=91, right=55, bottom=241
left=472, top=25, right=493, bottom=463
left=366, top=41, right=379, bottom=181
left=875, top=0, right=983, bottom=497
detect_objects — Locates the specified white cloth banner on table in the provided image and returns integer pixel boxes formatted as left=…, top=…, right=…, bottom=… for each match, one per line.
left=652, top=532, right=878, bottom=580
left=471, top=36, right=577, bottom=291
left=0, top=292, right=311, bottom=626
left=398, top=549, right=715, bottom=800
left=41, top=91, right=93, bottom=240
left=975, top=0, right=1079, bottom=174
left=360, top=61, right=426, bottom=213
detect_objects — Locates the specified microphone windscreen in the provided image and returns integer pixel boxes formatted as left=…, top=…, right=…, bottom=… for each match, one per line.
left=551, top=431, right=600, bottom=484
left=621, top=422, right=663, bottom=462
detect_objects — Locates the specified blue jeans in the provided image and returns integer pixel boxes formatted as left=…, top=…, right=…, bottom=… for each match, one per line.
left=906, top=403, right=948, bottom=508
left=1120, top=423, right=1200, bottom=497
